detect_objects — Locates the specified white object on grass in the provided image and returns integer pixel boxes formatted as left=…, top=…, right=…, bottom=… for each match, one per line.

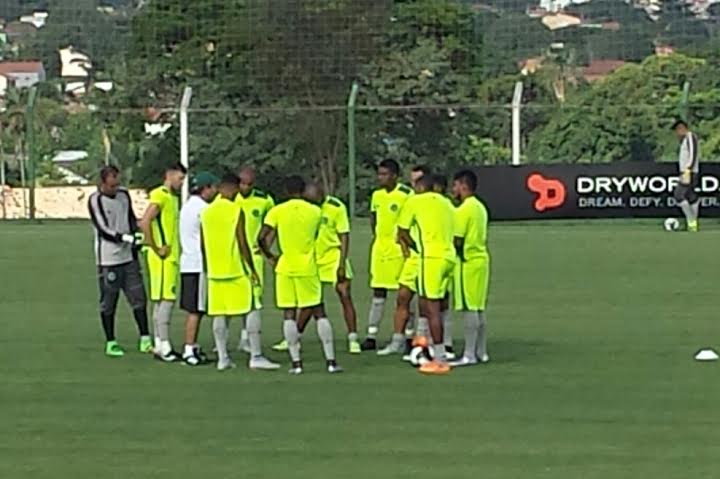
left=664, top=218, right=680, bottom=232
left=694, top=349, right=719, bottom=361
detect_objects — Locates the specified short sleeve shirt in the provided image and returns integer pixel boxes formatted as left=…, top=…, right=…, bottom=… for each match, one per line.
left=264, top=198, right=321, bottom=276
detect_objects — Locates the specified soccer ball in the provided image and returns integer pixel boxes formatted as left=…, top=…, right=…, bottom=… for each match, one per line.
left=663, top=218, right=680, bottom=232
left=408, top=345, right=435, bottom=367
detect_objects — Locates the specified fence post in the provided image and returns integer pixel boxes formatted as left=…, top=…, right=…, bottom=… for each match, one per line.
left=511, top=81, right=523, bottom=166
left=26, top=86, right=37, bottom=220
left=180, top=86, right=193, bottom=204
left=347, top=82, right=359, bottom=218
left=680, top=81, right=691, bottom=122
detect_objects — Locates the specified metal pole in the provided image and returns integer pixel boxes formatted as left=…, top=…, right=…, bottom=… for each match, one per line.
left=511, top=81, right=523, bottom=166
left=0, top=154, right=5, bottom=219
left=26, top=86, right=37, bottom=219
left=680, top=81, right=690, bottom=122
left=346, top=82, right=359, bottom=218
left=180, top=86, right=193, bottom=203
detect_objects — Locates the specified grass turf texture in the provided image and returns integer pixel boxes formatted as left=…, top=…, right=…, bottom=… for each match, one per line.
left=1, top=220, right=719, bottom=478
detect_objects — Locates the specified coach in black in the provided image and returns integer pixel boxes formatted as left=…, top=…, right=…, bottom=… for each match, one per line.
left=88, top=165, right=152, bottom=357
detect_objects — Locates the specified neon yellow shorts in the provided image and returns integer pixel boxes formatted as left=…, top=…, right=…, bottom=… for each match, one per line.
left=418, top=257, right=455, bottom=300
left=317, top=250, right=354, bottom=285
left=275, top=274, right=322, bottom=309
left=147, top=253, right=179, bottom=301
left=369, top=242, right=404, bottom=290
left=398, top=256, right=419, bottom=293
left=207, top=276, right=253, bottom=316
left=453, top=258, right=490, bottom=311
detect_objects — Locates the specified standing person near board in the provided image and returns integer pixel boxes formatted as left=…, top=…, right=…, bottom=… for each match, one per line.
left=88, top=165, right=152, bottom=357
left=139, top=162, right=187, bottom=362
left=361, top=159, right=414, bottom=351
left=178, top=171, right=219, bottom=366
left=671, top=120, right=701, bottom=232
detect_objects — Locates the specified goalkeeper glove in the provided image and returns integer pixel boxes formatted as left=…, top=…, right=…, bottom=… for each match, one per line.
left=680, top=170, right=692, bottom=185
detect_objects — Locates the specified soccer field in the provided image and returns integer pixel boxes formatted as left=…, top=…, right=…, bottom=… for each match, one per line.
left=1, top=220, right=719, bottom=478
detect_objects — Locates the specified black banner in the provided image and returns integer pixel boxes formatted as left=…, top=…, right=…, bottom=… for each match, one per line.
left=475, top=162, right=720, bottom=220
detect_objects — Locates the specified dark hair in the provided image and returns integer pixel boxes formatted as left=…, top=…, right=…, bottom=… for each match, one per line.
left=166, top=162, right=188, bottom=174
left=99, top=165, right=120, bottom=182
left=412, top=164, right=432, bottom=176
left=432, top=174, right=446, bottom=189
left=416, top=174, right=434, bottom=190
left=671, top=119, right=688, bottom=130
left=377, top=159, right=400, bottom=176
left=453, top=169, right=478, bottom=192
left=285, top=175, right=306, bottom=195
left=219, top=173, right=240, bottom=187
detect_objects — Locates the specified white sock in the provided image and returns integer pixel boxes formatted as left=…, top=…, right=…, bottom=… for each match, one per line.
left=691, top=200, right=700, bottom=221
left=477, top=312, right=487, bottom=359
left=405, top=312, right=416, bottom=338
left=367, top=297, right=385, bottom=338
left=246, top=309, right=262, bottom=357
left=283, top=319, right=301, bottom=362
left=680, top=200, right=693, bottom=223
left=442, top=309, right=453, bottom=348
left=240, top=328, right=248, bottom=343
left=348, top=332, right=358, bottom=343
left=183, top=344, right=195, bottom=357
left=154, top=300, right=173, bottom=341
left=416, top=317, right=430, bottom=338
left=390, top=332, right=405, bottom=348
left=433, top=343, right=446, bottom=362
left=212, top=316, right=229, bottom=361
left=316, top=318, right=335, bottom=361
left=462, top=311, right=480, bottom=360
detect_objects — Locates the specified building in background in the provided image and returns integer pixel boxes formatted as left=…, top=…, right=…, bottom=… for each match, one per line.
left=0, top=61, right=46, bottom=96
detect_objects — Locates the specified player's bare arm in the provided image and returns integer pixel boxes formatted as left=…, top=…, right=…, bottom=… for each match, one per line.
left=454, top=237, right=465, bottom=262
left=397, top=227, right=416, bottom=253
left=236, top=210, right=258, bottom=283
left=258, top=225, right=278, bottom=266
left=369, top=212, right=376, bottom=238
left=139, top=203, right=169, bottom=258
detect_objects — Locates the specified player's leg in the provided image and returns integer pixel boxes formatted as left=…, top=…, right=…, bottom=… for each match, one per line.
left=148, top=255, right=180, bottom=361
left=441, top=295, right=455, bottom=359
left=336, top=281, right=360, bottom=353
left=418, top=258, right=453, bottom=374
left=450, top=259, right=490, bottom=367
left=98, top=266, right=124, bottom=357
left=179, top=273, right=207, bottom=365
left=309, top=302, right=343, bottom=373
left=239, top=275, right=279, bottom=370
left=674, top=182, right=698, bottom=232
left=207, top=278, right=232, bottom=370
left=120, top=260, right=152, bottom=353
left=240, top=255, right=265, bottom=352
left=362, top=288, right=386, bottom=350
left=276, top=274, right=303, bottom=373
left=378, top=285, right=413, bottom=356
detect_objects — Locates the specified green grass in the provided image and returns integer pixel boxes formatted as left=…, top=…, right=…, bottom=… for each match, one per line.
left=2, top=220, right=720, bottom=478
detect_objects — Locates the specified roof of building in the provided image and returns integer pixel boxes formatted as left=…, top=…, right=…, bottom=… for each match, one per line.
left=0, top=61, right=44, bottom=75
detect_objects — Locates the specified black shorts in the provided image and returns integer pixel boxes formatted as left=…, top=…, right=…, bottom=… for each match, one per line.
left=180, top=273, right=207, bottom=314
left=97, top=260, right=147, bottom=314
left=673, top=173, right=700, bottom=203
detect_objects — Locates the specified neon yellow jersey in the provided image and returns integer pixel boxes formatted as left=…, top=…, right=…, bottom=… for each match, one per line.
left=316, top=196, right=350, bottom=261
left=398, top=192, right=456, bottom=261
left=264, top=198, right=321, bottom=276
left=148, top=185, right=180, bottom=262
left=236, top=188, right=274, bottom=256
left=370, top=183, right=413, bottom=257
left=200, top=197, right=246, bottom=279
left=455, top=196, right=489, bottom=261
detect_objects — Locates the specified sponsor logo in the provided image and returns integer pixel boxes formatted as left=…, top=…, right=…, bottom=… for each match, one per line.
left=526, top=173, right=566, bottom=212
left=576, top=175, right=720, bottom=194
